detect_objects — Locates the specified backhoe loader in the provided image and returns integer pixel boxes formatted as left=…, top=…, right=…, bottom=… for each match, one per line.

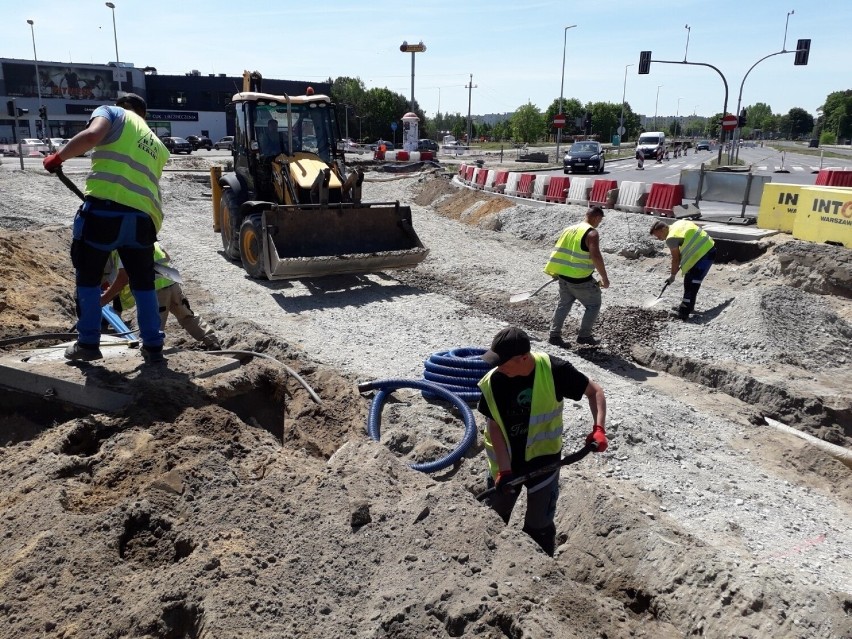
left=210, top=71, right=428, bottom=279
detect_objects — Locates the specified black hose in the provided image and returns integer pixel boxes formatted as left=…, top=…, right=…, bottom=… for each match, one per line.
left=360, top=378, right=477, bottom=473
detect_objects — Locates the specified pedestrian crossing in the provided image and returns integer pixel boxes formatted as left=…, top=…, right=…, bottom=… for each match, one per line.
left=622, top=160, right=820, bottom=173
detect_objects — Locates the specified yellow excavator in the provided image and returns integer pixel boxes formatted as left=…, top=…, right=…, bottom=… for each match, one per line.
left=210, top=71, right=428, bottom=279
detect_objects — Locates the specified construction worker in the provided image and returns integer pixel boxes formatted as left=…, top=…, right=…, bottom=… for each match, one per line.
left=544, top=206, right=610, bottom=347
left=478, top=326, right=608, bottom=556
left=649, top=220, right=716, bottom=320
left=43, top=93, right=167, bottom=363
left=100, top=243, right=221, bottom=349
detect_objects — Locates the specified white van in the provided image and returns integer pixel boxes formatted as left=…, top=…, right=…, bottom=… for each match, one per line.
left=636, top=131, right=666, bottom=159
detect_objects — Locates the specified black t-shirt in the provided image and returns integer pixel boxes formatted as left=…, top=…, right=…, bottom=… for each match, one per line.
left=477, top=354, right=589, bottom=475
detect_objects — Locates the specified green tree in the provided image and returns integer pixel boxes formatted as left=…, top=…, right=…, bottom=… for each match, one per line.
left=784, top=107, right=815, bottom=139
left=585, top=101, right=622, bottom=141
left=511, top=102, right=545, bottom=143
left=744, top=102, right=773, bottom=131
left=544, top=97, right=582, bottom=138
left=820, top=90, right=852, bottom=143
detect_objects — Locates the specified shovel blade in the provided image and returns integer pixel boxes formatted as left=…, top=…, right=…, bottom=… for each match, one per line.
left=509, top=291, right=533, bottom=303
left=643, top=296, right=664, bottom=308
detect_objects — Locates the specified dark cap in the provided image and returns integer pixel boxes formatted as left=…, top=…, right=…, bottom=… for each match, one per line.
left=116, top=93, right=147, bottom=117
left=482, top=326, right=531, bottom=366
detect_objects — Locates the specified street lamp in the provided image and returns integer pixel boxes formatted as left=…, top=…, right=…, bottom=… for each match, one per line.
left=683, top=24, right=691, bottom=62
left=26, top=19, right=46, bottom=142
left=676, top=97, right=684, bottom=136
left=556, top=24, right=577, bottom=158
left=619, top=63, right=634, bottom=141
left=783, top=10, right=794, bottom=51
left=654, top=85, right=663, bottom=130
left=355, top=115, right=367, bottom=143
left=399, top=41, right=426, bottom=113
left=105, top=3, right=121, bottom=91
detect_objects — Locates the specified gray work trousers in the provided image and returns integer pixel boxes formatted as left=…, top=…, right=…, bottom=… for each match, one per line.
left=549, top=278, right=601, bottom=339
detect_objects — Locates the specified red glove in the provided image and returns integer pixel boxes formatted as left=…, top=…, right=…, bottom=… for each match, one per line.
left=495, top=470, right=517, bottom=495
left=43, top=153, right=63, bottom=173
left=585, top=424, right=608, bottom=452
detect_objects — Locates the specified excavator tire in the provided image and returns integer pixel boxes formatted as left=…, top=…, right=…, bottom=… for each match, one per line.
left=219, top=188, right=242, bottom=260
left=239, top=215, right=266, bottom=279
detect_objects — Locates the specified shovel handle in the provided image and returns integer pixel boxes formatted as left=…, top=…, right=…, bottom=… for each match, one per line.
left=475, top=443, right=596, bottom=501
left=55, top=166, right=86, bottom=201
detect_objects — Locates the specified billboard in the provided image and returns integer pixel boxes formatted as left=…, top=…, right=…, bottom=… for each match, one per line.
left=3, top=62, right=123, bottom=100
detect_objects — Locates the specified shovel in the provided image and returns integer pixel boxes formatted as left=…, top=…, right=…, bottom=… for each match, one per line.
left=643, top=280, right=670, bottom=308
left=54, top=167, right=183, bottom=284
left=509, top=278, right=557, bottom=303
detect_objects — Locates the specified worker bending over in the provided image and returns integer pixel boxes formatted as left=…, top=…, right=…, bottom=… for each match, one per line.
left=650, top=220, right=716, bottom=320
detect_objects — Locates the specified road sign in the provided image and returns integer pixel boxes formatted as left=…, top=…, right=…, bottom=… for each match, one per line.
left=722, top=114, right=738, bottom=131
left=553, top=114, right=566, bottom=129
left=617, top=126, right=626, bottom=136
left=400, top=41, right=427, bottom=53
left=390, top=121, right=398, bottom=131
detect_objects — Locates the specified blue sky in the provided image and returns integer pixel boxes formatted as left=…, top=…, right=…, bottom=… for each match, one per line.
left=5, top=0, right=847, bottom=120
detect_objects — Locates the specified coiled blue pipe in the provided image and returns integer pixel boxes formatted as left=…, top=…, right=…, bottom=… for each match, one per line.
left=422, top=347, right=491, bottom=403
left=359, top=378, right=478, bottom=473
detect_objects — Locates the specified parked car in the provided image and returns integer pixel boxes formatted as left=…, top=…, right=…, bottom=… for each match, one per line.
left=696, top=140, right=711, bottom=151
left=370, top=140, right=394, bottom=151
left=563, top=141, right=605, bottom=174
left=808, top=138, right=819, bottom=148
left=417, top=138, right=439, bottom=152
left=162, top=136, right=192, bottom=154
left=20, top=139, right=49, bottom=156
left=214, top=136, right=235, bottom=150
left=185, top=135, right=213, bottom=151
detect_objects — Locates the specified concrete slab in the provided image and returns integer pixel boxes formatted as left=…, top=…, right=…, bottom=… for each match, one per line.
left=699, top=223, right=779, bottom=241
left=0, top=338, right=242, bottom=413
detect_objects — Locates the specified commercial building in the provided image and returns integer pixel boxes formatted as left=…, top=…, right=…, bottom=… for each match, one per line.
left=0, top=57, right=329, bottom=144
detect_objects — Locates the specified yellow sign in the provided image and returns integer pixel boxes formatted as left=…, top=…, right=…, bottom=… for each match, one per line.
left=792, top=186, right=852, bottom=248
left=757, top=183, right=802, bottom=233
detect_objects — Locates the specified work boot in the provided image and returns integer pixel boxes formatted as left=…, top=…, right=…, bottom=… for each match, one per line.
left=140, top=345, right=165, bottom=365
left=64, top=342, right=102, bottom=361
left=548, top=334, right=566, bottom=347
left=576, top=335, right=602, bottom=346
left=202, top=336, right=222, bottom=350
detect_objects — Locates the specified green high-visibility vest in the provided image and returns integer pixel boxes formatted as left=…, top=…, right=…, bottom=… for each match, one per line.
left=478, top=352, right=564, bottom=478
left=543, top=222, right=594, bottom=279
left=110, top=242, right=173, bottom=310
left=86, top=110, right=168, bottom=231
left=668, top=220, right=715, bottom=273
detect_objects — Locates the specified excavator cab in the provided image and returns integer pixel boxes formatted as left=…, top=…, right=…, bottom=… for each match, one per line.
left=211, top=74, right=428, bottom=280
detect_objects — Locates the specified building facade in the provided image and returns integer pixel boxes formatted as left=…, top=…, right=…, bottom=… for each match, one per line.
left=0, top=57, right=330, bottom=144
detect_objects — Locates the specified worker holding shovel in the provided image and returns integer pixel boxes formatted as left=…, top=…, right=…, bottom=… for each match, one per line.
left=477, top=326, right=608, bottom=556
left=649, top=220, right=716, bottom=320
left=42, top=93, right=168, bottom=364
left=544, top=206, right=610, bottom=347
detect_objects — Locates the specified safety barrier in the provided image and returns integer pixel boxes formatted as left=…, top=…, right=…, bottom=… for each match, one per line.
left=566, top=177, right=593, bottom=205
left=815, top=169, right=852, bottom=188
left=532, top=174, right=551, bottom=201
left=589, top=179, right=618, bottom=208
left=464, top=165, right=475, bottom=184
left=545, top=176, right=571, bottom=203
left=482, top=169, right=496, bottom=191
left=614, top=181, right=647, bottom=213
left=517, top=173, right=536, bottom=198
left=458, top=163, right=467, bottom=179
left=474, top=167, right=489, bottom=189
left=489, top=170, right=509, bottom=193
left=504, top=172, right=521, bottom=196
left=792, top=186, right=852, bottom=248
left=644, top=183, right=684, bottom=216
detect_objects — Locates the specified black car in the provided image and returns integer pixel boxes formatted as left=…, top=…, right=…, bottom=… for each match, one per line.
left=563, top=141, right=605, bottom=174
left=162, top=136, right=193, bottom=154
left=417, top=138, right=438, bottom=152
left=696, top=140, right=711, bottom=151
left=185, top=135, right=213, bottom=151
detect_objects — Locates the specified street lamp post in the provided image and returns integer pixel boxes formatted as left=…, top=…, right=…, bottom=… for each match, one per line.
left=619, top=63, right=634, bottom=142
left=26, top=19, right=47, bottom=143
left=355, top=115, right=367, bottom=143
left=105, top=3, right=121, bottom=91
left=654, top=85, right=663, bottom=130
left=556, top=24, right=577, bottom=158
left=676, top=97, right=684, bottom=136
left=683, top=24, right=691, bottom=62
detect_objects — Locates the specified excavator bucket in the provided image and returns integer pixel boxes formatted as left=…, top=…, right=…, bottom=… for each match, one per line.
left=259, top=202, right=429, bottom=279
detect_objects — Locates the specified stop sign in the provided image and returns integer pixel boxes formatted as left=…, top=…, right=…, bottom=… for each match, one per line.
left=553, top=113, right=566, bottom=129
left=721, top=114, right=738, bottom=131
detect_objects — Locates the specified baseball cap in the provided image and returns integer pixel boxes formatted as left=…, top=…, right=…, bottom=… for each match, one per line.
left=482, top=326, right=531, bottom=366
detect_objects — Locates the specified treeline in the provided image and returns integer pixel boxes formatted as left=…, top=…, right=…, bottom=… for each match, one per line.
left=330, top=75, right=850, bottom=145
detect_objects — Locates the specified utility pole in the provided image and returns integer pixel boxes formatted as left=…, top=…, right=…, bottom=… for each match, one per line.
left=556, top=25, right=577, bottom=158
left=465, top=74, right=477, bottom=146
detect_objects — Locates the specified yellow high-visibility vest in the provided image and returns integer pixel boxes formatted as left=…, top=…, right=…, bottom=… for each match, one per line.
left=543, top=222, right=594, bottom=279
left=668, top=220, right=714, bottom=273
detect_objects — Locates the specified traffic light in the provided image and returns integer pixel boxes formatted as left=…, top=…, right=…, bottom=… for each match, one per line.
left=794, top=39, right=811, bottom=66
left=38, top=106, right=47, bottom=120
left=639, top=51, right=652, bottom=74
left=738, top=109, right=747, bottom=128
left=17, top=108, right=29, bottom=116
left=6, top=100, right=13, bottom=117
